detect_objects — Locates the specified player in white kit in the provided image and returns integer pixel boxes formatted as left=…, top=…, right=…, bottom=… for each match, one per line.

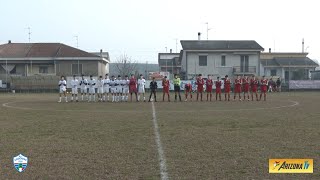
left=109, top=75, right=116, bottom=102
left=115, top=75, right=122, bottom=102
left=79, top=74, right=88, bottom=101
left=70, top=75, right=79, bottom=102
left=58, top=76, right=68, bottom=103
left=122, top=75, right=130, bottom=102
left=97, top=75, right=104, bottom=102
left=88, top=75, right=96, bottom=102
left=138, top=74, right=146, bottom=102
left=103, top=74, right=110, bottom=102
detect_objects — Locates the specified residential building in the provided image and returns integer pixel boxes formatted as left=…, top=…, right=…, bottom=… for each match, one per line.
left=260, top=52, right=318, bottom=81
left=0, top=41, right=109, bottom=81
left=179, top=40, right=264, bottom=79
left=158, top=52, right=182, bottom=75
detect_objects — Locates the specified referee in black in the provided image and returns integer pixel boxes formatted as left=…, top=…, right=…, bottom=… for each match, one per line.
left=148, top=77, right=158, bottom=102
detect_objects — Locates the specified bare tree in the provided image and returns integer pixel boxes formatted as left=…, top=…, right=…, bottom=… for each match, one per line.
left=114, top=54, right=137, bottom=77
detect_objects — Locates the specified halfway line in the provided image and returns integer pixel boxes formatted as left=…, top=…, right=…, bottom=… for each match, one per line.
left=151, top=101, right=169, bottom=180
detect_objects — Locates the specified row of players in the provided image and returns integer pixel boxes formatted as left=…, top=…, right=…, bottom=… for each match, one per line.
left=58, top=73, right=268, bottom=102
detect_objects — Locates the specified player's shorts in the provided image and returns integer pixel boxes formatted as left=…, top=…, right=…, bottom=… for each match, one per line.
left=103, top=86, right=110, bottom=93
left=89, top=87, right=95, bottom=94
left=243, top=85, right=249, bottom=93
left=163, top=87, right=169, bottom=93
left=122, top=87, right=129, bottom=94
left=251, top=87, right=257, bottom=93
left=116, top=86, right=122, bottom=93
left=129, top=86, right=137, bottom=93
left=261, top=86, right=267, bottom=93
left=110, top=87, right=117, bottom=93
left=138, top=87, right=145, bottom=93
left=206, top=87, right=212, bottom=93
left=97, top=87, right=104, bottom=94
left=216, top=88, right=221, bottom=93
left=72, top=88, right=78, bottom=94
left=174, top=85, right=180, bottom=92
left=224, top=86, right=231, bottom=93
left=197, top=87, right=203, bottom=93
left=59, top=88, right=66, bottom=93
left=234, top=86, right=241, bottom=93
left=80, top=88, right=87, bottom=94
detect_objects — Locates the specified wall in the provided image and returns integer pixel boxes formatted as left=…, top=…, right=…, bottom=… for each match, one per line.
left=185, top=52, right=260, bottom=79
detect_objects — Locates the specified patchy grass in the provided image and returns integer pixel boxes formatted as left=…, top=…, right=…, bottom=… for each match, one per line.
left=0, top=92, right=319, bottom=179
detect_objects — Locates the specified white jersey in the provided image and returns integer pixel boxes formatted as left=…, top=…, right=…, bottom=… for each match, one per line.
left=109, top=79, right=116, bottom=93
left=79, top=78, right=88, bottom=89
left=138, top=79, right=146, bottom=89
left=103, top=78, right=110, bottom=88
left=122, top=79, right=129, bottom=88
left=97, top=79, right=104, bottom=88
left=59, top=80, right=67, bottom=92
left=71, top=79, right=79, bottom=89
left=88, top=79, right=96, bottom=88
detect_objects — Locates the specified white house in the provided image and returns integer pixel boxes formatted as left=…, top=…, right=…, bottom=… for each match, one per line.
left=179, top=40, right=264, bottom=79
left=260, top=52, right=318, bottom=82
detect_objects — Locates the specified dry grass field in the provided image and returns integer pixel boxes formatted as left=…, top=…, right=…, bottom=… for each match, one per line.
left=0, top=92, right=319, bottom=179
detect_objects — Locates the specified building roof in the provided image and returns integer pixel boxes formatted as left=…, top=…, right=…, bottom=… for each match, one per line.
left=180, top=40, right=264, bottom=51
left=261, top=57, right=319, bottom=67
left=0, top=43, right=99, bottom=58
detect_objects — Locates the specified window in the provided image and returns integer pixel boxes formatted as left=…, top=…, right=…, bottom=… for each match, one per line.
left=271, top=69, right=277, bottom=76
left=39, top=66, right=48, bottom=74
left=72, top=64, right=83, bottom=75
left=221, top=55, right=226, bottom=66
left=240, top=55, right=249, bottom=72
left=199, top=56, right=207, bottom=66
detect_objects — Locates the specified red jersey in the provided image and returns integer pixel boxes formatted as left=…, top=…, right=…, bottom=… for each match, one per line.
left=196, top=78, right=205, bottom=92
left=185, top=83, right=192, bottom=92
left=215, top=80, right=222, bottom=93
left=250, top=78, right=258, bottom=92
left=129, top=78, right=137, bottom=86
left=261, top=79, right=268, bottom=92
left=162, top=79, right=170, bottom=93
left=162, top=79, right=169, bottom=88
left=206, top=79, right=213, bottom=92
left=224, top=79, right=231, bottom=93
left=234, top=78, right=242, bottom=93
left=242, top=78, right=250, bottom=92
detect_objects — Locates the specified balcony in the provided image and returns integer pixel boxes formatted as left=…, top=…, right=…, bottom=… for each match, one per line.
left=233, top=66, right=256, bottom=74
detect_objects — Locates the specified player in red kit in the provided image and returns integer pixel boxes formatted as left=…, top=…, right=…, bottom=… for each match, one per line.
left=242, top=75, right=250, bottom=101
left=224, top=75, right=231, bottom=101
left=184, top=82, right=192, bottom=101
left=196, top=74, right=205, bottom=101
left=129, top=74, right=138, bottom=102
left=234, top=75, right=242, bottom=101
left=162, top=76, right=170, bottom=102
left=260, top=75, right=268, bottom=101
left=215, top=76, right=222, bottom=101
left=250, top=75, right=259, bottom=101
left=206, top=75, right=213, bottom=101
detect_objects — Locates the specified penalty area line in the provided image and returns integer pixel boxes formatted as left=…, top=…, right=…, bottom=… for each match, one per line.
left=151, top=101, right=169, bottom=180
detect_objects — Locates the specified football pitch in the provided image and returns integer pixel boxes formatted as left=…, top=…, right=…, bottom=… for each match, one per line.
left=0, top=92, right=319, bottom=179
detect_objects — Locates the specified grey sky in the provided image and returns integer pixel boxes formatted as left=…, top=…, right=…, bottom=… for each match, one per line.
left=1, top=0, right=319, bottom=63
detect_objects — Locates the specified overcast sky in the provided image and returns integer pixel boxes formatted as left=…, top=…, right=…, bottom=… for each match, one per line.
left=1, top=0, right=319, bottom=63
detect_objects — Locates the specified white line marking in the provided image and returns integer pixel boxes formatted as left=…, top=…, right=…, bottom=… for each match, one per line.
left=151, top=101, right=169, bottom=180
left=1, top=100, right=300, bottom=113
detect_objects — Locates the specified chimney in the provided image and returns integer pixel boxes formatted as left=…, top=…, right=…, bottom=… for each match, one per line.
left=198, top=32, right=201, bottom=40
left=8, top=40, right=11, bottom=44
left=170, top=49, right=172, bottom=53
left=269, top=48, right=271, bottom=53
